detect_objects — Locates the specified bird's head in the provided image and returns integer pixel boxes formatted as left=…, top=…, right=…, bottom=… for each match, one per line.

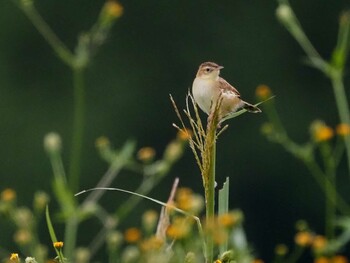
left=196, top=62, right=224, bottom=80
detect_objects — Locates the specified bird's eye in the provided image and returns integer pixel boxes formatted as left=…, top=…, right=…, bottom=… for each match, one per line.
left=205, top=68, right=211, bottom=72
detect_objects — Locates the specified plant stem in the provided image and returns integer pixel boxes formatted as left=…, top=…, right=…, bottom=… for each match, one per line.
left=206, top=141, right=216, bottom=263
left=69, top=68, right=86, bottom=193
left=320, top=143, right=337, bottom=239
left=63, top=215, right=79, bottom=260
left=17, top=2, right=74, bottom=66
left=330, top=70, right=350, bottom=175
left=204, top=112, right=219, bottom=263
left=304, top=159, right=350, bottom=215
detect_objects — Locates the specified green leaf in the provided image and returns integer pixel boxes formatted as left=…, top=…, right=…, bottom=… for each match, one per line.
left=218, top=177, right=230, bottom=254
left=46, top=205, right=58, bottom=243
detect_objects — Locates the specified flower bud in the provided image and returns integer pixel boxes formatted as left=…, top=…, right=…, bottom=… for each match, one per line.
left=44, top=132, right=62, bottom=153
left=256, top=84, right=272, bottom=100
left=25, top=257, right=38, bottom=263
left=106, top=231, right=123, bottom=250
left=137, top=147, right=156, bottom=163
left=184, top=252, right=196, bottom=263
left=336, top=123, right=350, bottom=136
left=276, top=4, right=293, bottom=24
left=75, top=247, right=90, bottom=263
left=33, top=191, right=50, bottom=213
left=1, top=188, right=16, bottom=202
left=10, top=253, right=19, bottom=262
left=275, top=244, right=288, bottom=256
left=310, top=120, right=334, bottom=142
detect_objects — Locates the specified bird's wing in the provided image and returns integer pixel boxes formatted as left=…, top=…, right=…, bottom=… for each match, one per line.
left=218, top=77, right=241, bottom=97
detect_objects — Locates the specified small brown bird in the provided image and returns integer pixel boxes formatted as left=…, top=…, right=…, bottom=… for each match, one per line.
left=192, top=62, right=261, bottom=119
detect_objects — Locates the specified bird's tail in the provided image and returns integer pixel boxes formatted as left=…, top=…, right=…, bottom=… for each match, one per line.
left=243, top=101, right=261, bottom=113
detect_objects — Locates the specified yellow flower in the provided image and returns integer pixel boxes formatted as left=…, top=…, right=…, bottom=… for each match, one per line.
left=214, top=260, right=222, bottom=263
left=137, top=147, right=156, bottom=162
left=312, top=235, right=327, bottom=252
left=294, top=231, right=313, bottom=247
left=336, top=123, right=350, bottom=136
left=53, top=241, right=64, bottom=249
left=1, top=188, right=16, bottom=202
left=95, top=136, right=110, bottom=149
left=213, top=228, right=228, bottom=245
left=310, top=121, right=334, bottom=142
left=275, top=244, right=288, bottom=256
left=218, top=211, right=241, bottom=228
left=124, top=227, right=142, bottom=243
left=314, top=257, right=329, bottom=263
left=142, top=210, right=158, bottom=232
left=139, top=236, right=164, bottom=251
left=256, top=84, right=272, bottom=100
left=176, top=188, right=193, bottom=211
left=104, top=1, right=123, bottom=18
left=174, top=188, right=204, bottom=214
left=10, top=253, right=19, bottom=262
left=261, top=122, right=274, bottom=136
left=166, top=217, right=191, bottom=239
left=332, top=255, right=349, bottom=263
left=14, top=229, right=32, bottom=245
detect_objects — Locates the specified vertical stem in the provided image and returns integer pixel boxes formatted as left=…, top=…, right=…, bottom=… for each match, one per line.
left=325, top=175, right=336, bottom=239
left=330, top=70, right=350, bottom=176
left=321, top=143, right=337, bottom=239
left=204, top=110, right=219, bottom=263
left=69, top=68, right=86, bottom=193
left=63, top=215, right=79, bottom=260
left=206, top=141, right=216, bottom=263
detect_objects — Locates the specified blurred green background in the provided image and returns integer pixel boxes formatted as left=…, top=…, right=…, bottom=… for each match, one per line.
left=1, top=0, right=350, bottom=260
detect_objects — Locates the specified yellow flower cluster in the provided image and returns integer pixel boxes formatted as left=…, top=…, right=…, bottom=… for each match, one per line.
left=10, top=253, right=19, bottom=262
left=255, top=84, right=272, bottom=100
left=310, top=121, right=334, bottom=142
left=294, top=231, right=314, bottom=246
left=310, top=121, right=350, bottom=142
left=137, top=147, right=156, bottom=162
left=336, top=123, right=350, bottom=136
left=175, top=187, right=204, bottom=214
left=166, top=216, right=192, bottom=240
left=294, top=232, right=329, bottom=252
left=104, top=1, right=123, bottom=18
left=53, top=241, right=64, bottom=249
left=139, top=236, right=164, bottom=251
left=315, top=255, right=348, bottom=263
left=1, top=188, right=16, bottom=202
left=124, top=227, right=142, bottom=243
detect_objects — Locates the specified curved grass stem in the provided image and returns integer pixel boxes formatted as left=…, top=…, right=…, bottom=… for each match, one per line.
left=14, top=1, right=74, bottom=66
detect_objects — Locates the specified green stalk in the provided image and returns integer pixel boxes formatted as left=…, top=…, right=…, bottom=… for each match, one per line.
left=68, top=68, right=86, bottom=193
left=330, top=70, right=350, bottom=174
left=15, top=1, right=74, bottom=66
left=304, top=159, right=350, bottom=215
left=206, top=141, right=216, bottom=263
left=63, top=215, right=79, bottom=260
left=320, top=143, right=337, bottom=239
left=204, top=110, right=220, bottom=263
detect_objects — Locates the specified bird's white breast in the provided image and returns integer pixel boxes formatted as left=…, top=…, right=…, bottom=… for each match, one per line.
left=192, top=77, right=215, bottom=115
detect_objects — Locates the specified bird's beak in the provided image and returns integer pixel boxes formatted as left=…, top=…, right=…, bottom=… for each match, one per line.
left=218, top=66, right=224, bottom=70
